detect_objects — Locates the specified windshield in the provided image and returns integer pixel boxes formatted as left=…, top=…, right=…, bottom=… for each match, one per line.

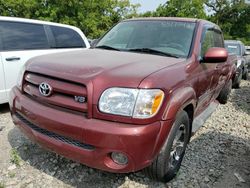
left=225, top=43, right=241, bottom=56
left=96, top=20, right=196, bottom=58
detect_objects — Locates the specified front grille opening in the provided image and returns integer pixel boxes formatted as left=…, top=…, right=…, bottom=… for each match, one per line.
left=15, top=113, right=94, bottom=150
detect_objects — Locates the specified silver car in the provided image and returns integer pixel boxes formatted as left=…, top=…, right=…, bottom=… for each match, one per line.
left=225, top=40, right=248, bottom=88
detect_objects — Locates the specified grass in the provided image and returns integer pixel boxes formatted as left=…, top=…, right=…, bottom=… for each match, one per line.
left=8, top=172, right=15, bottom=178
left=10, top=148, right=21, bottom=166
left=0, top=182, right=5, bottom=188
left=176, top=171, right=181, bottom=178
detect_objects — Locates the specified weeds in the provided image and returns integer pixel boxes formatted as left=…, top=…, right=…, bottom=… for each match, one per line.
left=8, top=172, right=16, bottom=178
left=0, top=182, right=5, bottom=188
left=10, top=148, right=21, bottom=166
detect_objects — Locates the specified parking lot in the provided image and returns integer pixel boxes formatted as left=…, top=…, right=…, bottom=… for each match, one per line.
left=0, top=78, right=250, bottom=188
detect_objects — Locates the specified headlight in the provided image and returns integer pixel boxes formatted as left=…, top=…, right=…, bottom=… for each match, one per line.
left=236, top=60, right=242, bottom=68
left=99, top=88, right=138, bottom=117
left=17, top=66, right=25, bottom=90
left=99, top=88, right=164, bottom=119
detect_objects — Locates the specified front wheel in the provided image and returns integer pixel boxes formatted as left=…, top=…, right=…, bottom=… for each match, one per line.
left=145, top=111, right=190, bottom=182
left=242, top=69, right=248, bottom=80
left=233, top=70, right=242, bottom=89
left=217, top=79, right=232, bottom=104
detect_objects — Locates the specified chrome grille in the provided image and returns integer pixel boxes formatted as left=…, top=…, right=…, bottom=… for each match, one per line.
left=23, top=72, right=88, bottom=113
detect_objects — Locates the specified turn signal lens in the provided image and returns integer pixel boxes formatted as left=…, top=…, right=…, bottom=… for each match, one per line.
left=133, top=89, right=164, bottom=119
left=152, top=92, right=164, bottom=114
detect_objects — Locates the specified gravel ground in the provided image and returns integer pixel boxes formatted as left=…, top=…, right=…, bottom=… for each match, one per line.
left=0, top=78, right=249, bottom=188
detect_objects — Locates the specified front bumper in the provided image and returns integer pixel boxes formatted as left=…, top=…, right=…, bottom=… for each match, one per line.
left=9, top=87, right=172, bottom=173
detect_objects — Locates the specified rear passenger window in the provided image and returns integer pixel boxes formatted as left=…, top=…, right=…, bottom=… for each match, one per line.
left=0, top=21, right=49, bottom=51
left=50, top=26, right=85, bottom=48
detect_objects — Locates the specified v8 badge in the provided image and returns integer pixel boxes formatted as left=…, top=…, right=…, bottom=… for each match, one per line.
left=74, top=96, right=86, bottom=103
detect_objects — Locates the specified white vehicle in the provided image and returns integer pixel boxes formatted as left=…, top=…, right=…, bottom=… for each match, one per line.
left=0, top=16, right=90, bottom=104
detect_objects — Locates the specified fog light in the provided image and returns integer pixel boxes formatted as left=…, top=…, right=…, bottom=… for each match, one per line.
left=111, top=152, right=128, bottom=165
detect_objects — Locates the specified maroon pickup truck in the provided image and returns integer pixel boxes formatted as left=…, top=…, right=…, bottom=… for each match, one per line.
left=9, top=18, right=237, bottom=182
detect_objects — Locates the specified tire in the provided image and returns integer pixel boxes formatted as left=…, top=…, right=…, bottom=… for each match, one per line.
left=242, top=69, right=248, bottom=80
left=145, top=111, right=190, bottom=182
left=233, top=71, right=242, bottom=89
left=217, top=79, right=232, bottom=104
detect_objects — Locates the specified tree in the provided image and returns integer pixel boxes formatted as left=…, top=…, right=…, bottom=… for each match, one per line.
left=153, top=0, right=207, bottom=19
left=0, top=0, right=139, bottom=38
left=206, top=0, right=250, bottom=44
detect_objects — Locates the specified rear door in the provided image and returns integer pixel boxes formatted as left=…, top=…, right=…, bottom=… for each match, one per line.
left=0, top=21, right=86, bottom=103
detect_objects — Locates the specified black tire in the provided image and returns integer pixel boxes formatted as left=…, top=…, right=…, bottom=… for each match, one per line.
left=233, top=71, right=242, bottom=89
left=145, top=111, right=190, bottom=182
left=242, top=69, right=248, bottom=80
left=217, top=79, right=232, bottom=104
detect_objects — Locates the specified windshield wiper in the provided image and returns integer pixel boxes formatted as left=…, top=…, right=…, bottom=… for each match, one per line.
left=95, top=45, right=120, bottom=51
left=127, top=48, right=180, bottom=58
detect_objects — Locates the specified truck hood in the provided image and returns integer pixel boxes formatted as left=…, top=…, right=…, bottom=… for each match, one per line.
left=26, top=49, right=184, bottom=88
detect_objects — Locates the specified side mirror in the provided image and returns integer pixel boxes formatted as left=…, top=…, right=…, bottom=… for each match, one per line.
left=88, top=38, right=93, bottom=45
left=203, top=47, right=228, bottom=63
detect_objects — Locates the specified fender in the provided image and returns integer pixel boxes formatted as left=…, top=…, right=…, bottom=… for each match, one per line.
left=162, top=86, right=196, bottom=121
left=150, top=87, right=196, bottom=159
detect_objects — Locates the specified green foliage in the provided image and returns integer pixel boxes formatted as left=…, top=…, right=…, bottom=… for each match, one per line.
left=0, top=182, right=5, bottom=188
left=0, top=0, right=138, bottom=38
left=10, top=148, right=21, bottom=166
left=8, top=172, right=16, bottom=178
left=206, top=0, right=250, bottom=45
left=154, top=0, right=207, bottom=19
left=0, top=0, right=249, bottom=44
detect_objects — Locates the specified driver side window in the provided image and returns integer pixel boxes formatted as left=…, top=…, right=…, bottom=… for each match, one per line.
left=200, top=28, right=224, bottom=58
left=201, top=30, right=214, bottom=57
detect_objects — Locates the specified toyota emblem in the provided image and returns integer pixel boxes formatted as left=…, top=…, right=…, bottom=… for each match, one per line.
left=39, top=82, right=52, bottom=97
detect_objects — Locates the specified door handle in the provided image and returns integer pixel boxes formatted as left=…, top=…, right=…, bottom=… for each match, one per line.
left=215, top=65, right=221, bottom=69
left=6, top=57, right=21, bottom=61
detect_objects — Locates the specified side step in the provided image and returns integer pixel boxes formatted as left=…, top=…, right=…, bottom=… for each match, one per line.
left=192, top=101, right=218, bottom=133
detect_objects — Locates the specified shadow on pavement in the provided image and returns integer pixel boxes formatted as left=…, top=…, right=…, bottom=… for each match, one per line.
left=230, top=75, right=250, bottom=115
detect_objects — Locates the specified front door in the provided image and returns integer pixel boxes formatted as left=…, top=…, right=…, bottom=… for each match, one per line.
left=196, top=28, right=216, bottom=113
left=196, top=26, right=225, bottom=113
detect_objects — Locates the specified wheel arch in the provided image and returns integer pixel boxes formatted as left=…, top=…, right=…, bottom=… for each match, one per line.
left=162, top=86, right=196, bottom=121
left=182, top=104, right=194, bottom=141
left=151, top=87, right=196, bottom=159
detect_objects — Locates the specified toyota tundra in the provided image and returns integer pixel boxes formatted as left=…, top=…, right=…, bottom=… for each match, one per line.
left=9, top=18, right=237, bottom=182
